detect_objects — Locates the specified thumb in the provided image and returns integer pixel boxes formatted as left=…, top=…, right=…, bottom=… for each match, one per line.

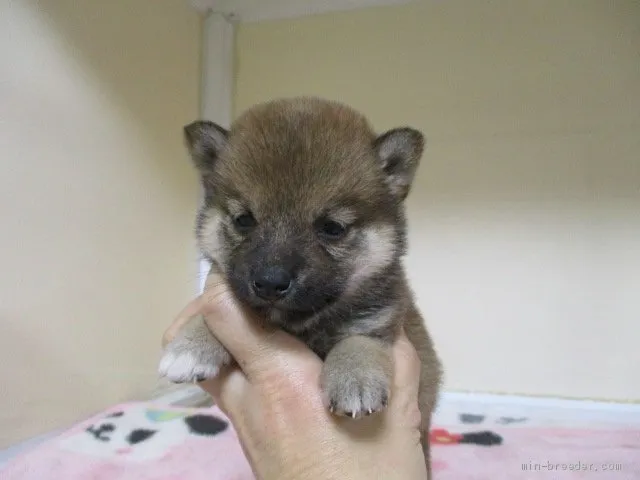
left=388, top=328, right=422, bottom=426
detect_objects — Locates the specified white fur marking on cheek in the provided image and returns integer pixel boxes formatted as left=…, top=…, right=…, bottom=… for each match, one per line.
left=349, top=225, right=395, bottom=289
left=199, top=209, right=224, bottom=264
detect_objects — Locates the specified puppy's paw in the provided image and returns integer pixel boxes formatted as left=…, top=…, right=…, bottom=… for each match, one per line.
left=321, top=362, right=390, bottom=419
left=159, top=337, right=231, bottom=384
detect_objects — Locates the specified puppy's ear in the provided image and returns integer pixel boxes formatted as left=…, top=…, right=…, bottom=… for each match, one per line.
left=183, top=121, right=229, bottom=175
left=373, top=127, right=425, bottom=200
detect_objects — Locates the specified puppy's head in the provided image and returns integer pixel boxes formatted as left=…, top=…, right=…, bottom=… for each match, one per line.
left=184, top=98, right=424, bottom=328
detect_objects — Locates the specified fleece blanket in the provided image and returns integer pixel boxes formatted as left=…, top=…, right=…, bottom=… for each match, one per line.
left=1, top=401, right=639, bottom=479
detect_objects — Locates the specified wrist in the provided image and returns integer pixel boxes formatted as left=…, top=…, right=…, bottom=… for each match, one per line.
left=274, top=443, right=354, bottom=480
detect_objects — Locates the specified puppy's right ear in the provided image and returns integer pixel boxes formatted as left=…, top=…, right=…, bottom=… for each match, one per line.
left=183, top=121, right=229, bottom=174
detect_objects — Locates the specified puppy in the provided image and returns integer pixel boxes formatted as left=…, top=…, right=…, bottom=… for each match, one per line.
left=159, top=97, right=442, bottom=476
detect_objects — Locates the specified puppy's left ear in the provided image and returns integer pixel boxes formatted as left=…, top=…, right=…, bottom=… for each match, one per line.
left=373, top=127, right=425, bottom=200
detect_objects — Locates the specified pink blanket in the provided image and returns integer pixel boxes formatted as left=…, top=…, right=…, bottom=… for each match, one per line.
left=1, top=402, right=638, bottom=479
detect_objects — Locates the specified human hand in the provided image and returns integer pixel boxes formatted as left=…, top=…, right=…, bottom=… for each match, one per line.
left=163, top=274, right=427, bottom=480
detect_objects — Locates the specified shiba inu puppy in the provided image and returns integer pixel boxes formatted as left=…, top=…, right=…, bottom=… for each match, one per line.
left=159, top=97, right=442, bottom=475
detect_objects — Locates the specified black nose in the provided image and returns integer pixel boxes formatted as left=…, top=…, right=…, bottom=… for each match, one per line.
left=252, top=267, right=293, bottom=300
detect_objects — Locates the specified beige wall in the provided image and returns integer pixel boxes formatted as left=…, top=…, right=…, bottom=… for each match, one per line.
left=235, top=0, right=640, bottom=401
left=0, top=1, right=202, bottom=446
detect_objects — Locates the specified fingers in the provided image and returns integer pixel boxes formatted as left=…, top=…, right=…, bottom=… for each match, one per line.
left=198, top=364, right=248, bottom=413
left=392, top=328, right=422, bottom=389
left=389, top=328, right=422, bottom=422
left=161, top=271, right=235, bottom=348
left=162, top=296, right=205, bottom=347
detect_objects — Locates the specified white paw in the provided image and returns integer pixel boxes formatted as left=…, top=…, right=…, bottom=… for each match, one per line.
left=158, top=350, right=220, bottom=383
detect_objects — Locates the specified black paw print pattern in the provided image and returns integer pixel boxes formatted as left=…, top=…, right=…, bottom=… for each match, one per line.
left=459, top=413, right=528, bottom=426
left=495, top=416, right=528, bottom=425
left=83, top=410, right=228, bottom=447
left=459, top=414, right=485, bottom=424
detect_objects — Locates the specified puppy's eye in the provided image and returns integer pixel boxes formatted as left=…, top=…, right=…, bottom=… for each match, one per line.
left=317, top=219, right=347, bottom=239
left=233, top=213, right=256, bottom=232
left=233, top=213, right=257, bottom=232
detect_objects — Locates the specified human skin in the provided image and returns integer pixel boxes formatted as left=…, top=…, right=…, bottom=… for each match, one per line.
left=162, top=274, right=428, bottom=480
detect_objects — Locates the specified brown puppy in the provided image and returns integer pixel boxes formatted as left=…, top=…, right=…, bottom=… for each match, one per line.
left=159, top=97, right=442, bottom=476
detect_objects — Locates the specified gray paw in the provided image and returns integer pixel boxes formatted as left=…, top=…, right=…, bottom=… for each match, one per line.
left=321, top=364, right=390, bottom=419
left=159, top=337, right=231, bottom=384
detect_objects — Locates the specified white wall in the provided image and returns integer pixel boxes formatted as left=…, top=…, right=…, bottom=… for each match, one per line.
left=0, top=0, right=202, bottom=447
left=234, top=0, right=640, bottom=401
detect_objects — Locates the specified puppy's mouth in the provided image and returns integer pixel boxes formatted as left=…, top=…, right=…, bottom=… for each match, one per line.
left=252, top=298, right=338, bottom=328
left=226, top=271, right=342, bottom=327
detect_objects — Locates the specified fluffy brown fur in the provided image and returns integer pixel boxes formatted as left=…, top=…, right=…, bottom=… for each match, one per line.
left=160, top=97, right=442, bottom=476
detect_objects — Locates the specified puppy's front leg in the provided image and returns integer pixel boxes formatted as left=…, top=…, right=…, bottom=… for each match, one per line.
left=321, top=336, right=392, bottom=419
left=159, top=314, right=232, bottom=383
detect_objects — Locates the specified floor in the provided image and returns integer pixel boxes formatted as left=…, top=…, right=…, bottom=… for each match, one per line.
left=434, top=391, right=640, bottom=429
left=1, top=388, right=639, bottom=469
